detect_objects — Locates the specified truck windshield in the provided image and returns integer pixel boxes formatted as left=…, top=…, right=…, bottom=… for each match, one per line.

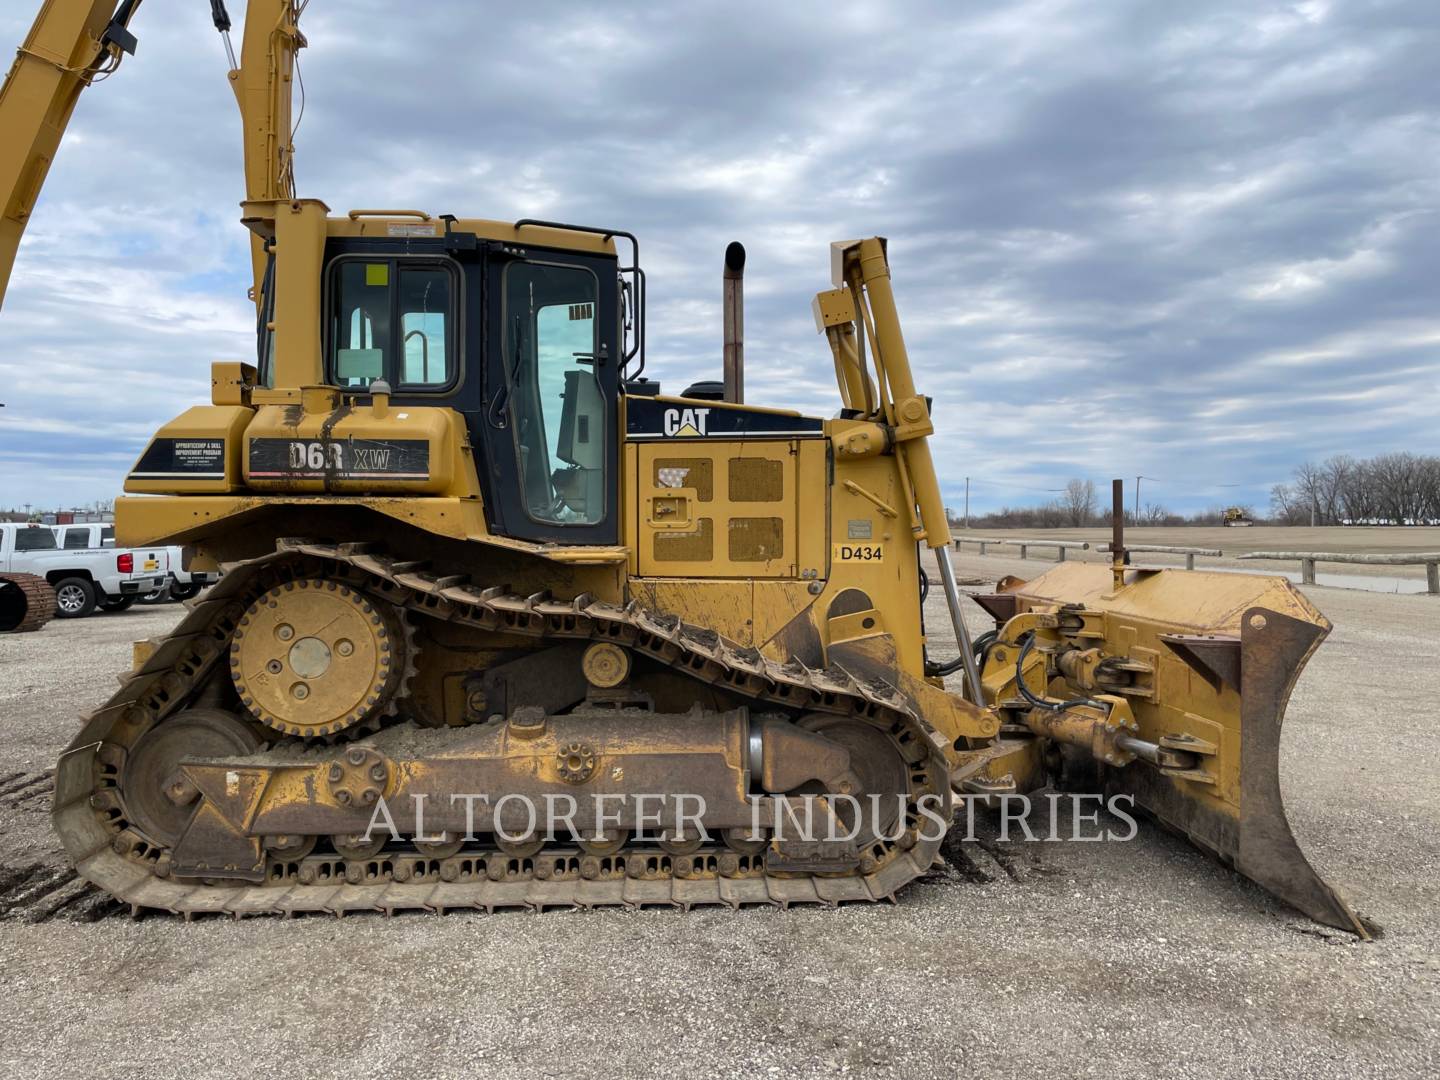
left=15, top=528, right=57, bottom=551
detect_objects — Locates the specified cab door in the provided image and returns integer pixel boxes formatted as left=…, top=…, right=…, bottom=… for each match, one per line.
left=480, top=251, right=620, bottom=545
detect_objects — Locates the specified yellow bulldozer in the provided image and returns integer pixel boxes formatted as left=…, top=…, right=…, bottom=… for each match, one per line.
left=0, top=1, right=1364, bottom=933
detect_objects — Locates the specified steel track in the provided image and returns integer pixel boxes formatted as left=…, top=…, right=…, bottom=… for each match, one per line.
left=52, top=539, right=951, bottom=917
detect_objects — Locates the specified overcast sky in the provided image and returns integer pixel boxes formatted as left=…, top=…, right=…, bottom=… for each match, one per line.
left=0, top=0, right=1435, bottom=516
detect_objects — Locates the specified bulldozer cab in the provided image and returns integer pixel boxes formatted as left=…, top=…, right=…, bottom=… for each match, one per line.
left=268, top=234, right=625, bottom=546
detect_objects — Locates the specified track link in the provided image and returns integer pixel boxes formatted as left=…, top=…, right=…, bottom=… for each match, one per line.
left=52, top=540, right=952, bottom=917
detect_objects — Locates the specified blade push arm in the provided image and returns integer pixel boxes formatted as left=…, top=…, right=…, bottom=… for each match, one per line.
left=0, top=0, right=143, bottom=307
left=816, top=239, right=984, bottom=700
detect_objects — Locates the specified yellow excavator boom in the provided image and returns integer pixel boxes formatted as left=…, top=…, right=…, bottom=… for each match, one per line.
left=0, top=0, right=141, bottom=307
left=0, top=0, right=300, bottom=309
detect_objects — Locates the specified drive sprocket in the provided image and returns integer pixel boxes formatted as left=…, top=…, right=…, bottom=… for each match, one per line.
left=230, top=578, right=409, bottom=738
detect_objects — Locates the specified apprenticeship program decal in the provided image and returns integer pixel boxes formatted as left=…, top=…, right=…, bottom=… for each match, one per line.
left=130, top=438, right=227, bottom=479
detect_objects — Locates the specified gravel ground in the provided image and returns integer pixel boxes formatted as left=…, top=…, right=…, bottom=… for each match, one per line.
left=0, top=563, right=1435, bottom=1080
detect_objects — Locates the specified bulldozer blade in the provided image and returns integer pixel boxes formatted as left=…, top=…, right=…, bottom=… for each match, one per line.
left=1138, top=606, right=1366, bottom=936
left=1002, top=565, right=1368, bottom=937
left=1238, top=608, right=1368, bottom=935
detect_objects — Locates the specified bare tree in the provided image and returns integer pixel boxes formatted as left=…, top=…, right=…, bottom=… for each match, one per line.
left=1059, top=479, right=1097, bottom=527
left=1272, top=453, right=1440, bottom=525
left=1270, top=483, right=1308, bottom=525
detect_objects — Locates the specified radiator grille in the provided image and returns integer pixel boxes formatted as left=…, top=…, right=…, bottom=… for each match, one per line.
left=653, top=518, right=714, bottom=562
left=728, top=517, right=784, bottom=562
left=728, top=458, right=783, bottom=502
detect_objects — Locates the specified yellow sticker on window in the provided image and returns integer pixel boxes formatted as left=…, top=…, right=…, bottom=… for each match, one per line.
left=365, top=263, right=389, bottom=287
left=833, top=543, right=884, bottom=563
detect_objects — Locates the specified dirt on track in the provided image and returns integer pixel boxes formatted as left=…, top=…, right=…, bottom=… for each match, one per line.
left=0, top=570, right=1435, bottom=1080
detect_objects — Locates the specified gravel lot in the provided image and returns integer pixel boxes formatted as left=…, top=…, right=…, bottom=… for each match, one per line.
left=0, top=557, right=1435, bottom=1080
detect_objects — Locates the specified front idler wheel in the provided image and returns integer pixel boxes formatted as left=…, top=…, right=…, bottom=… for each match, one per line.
left=119, top=708, right=263, bottom=848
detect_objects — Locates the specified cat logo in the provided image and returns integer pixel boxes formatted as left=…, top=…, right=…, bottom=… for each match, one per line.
left=662, top=407, right=711, bottom=437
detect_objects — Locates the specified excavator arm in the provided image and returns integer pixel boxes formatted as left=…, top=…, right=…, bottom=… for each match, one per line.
left=0, top=0, right=143, bottom=307
left=225, top=0, right=303, bottom=305
left=0, top=0, right=301, bottom=310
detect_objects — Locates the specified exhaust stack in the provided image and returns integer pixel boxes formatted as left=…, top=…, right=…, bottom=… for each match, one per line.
left=723, top=241, right=745, bottom=404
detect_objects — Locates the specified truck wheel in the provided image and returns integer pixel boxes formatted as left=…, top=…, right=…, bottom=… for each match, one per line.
left=101, top=595, right=137, bottom=613
left=167, top=582, right=201, bottom=601
left=53, top=577, right=97, bottom=618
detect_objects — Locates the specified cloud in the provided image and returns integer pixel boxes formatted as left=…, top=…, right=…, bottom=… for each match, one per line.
left=0, top=0, right=1436, bottom=516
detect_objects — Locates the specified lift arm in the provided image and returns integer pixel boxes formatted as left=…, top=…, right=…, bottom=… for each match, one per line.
left=0, top=0, right=143, bottom=308
left=818, top=238, right=984, bottom=700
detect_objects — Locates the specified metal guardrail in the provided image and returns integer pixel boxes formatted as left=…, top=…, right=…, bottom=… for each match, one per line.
left=955, top=537, right=1223, bottom=570
left=1101, top=543, right=1222, bottom=571
left=954, top=537, right=1089, bottom=561
left=954, top=536, right=1438, bottom=591
left=1238, top=551, right=1440, bottom=594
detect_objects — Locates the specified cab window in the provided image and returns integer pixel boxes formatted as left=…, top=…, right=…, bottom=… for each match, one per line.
left=502, top=262, right=605, bottom=526
left=62, top=529, right=91, bottom=550
left=15, top=528, right=57, bottom=552
left=328, top=259, right=455, bottom=390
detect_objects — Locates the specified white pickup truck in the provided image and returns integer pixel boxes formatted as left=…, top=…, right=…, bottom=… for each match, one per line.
left=128, top=543, right=221, bottom=603
left=0, top=523, right=167, bottom=618
left=48, top=522, right=176, bottom=612
left=156, top=544, right=221, bottom=601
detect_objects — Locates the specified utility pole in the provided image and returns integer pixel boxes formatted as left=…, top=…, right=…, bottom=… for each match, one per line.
left=1134, top=475, right=1156, bottom=525
left=964, top=477, right=970, bottom=530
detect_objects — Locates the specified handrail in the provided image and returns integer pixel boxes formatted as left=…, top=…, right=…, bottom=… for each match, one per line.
left=346, top=209, right=432, bottom=221
left=515, top=217, right=646, bottom=378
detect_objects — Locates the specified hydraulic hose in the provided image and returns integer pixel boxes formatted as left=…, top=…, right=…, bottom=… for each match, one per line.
left=925, top=628, right=995, bottom=678
left=1013, top=633, right=1106, bottom=713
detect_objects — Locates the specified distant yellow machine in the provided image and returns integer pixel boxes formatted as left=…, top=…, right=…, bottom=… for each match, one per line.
left=0, top=1, right=1363, bottom=933
left=1224, top=507, right=1255, bottom=527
